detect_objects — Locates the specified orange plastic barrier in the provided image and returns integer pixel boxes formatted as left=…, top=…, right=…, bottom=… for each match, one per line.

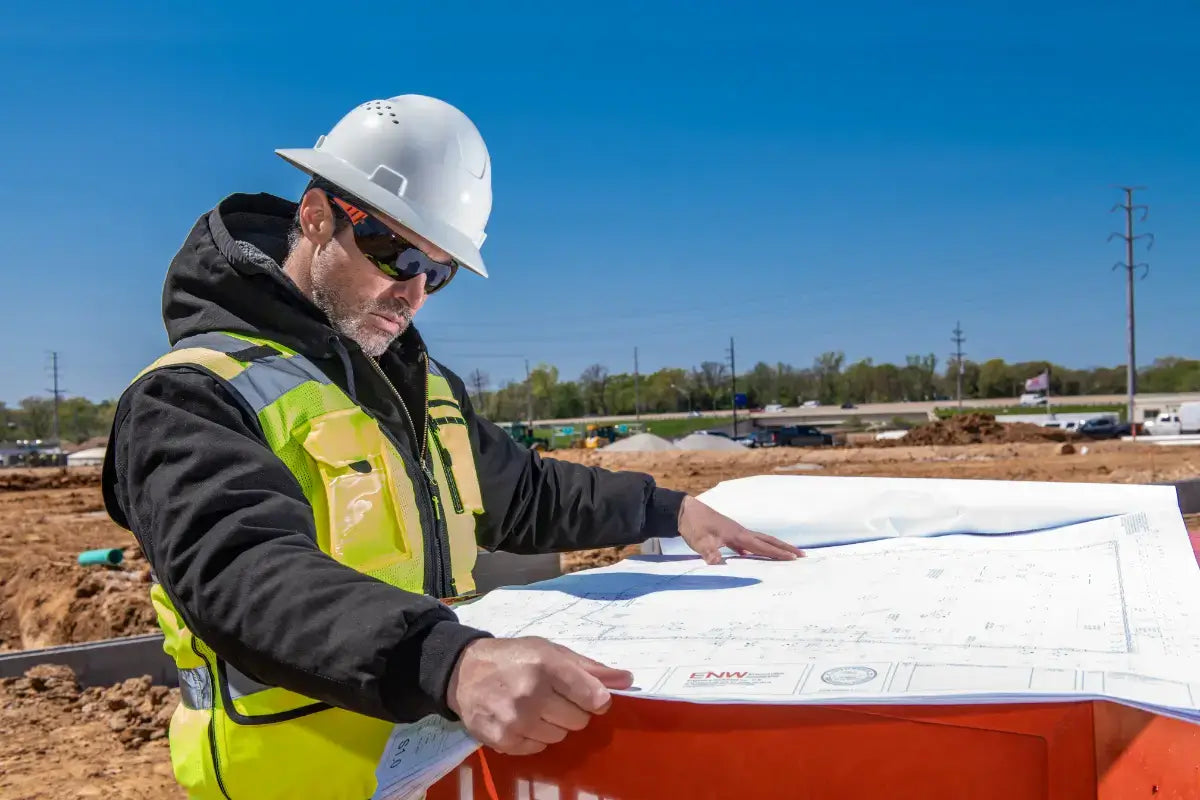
left=427, top=696, right=1200, bottom=799
left=427, top=538, right=1200, bottom=798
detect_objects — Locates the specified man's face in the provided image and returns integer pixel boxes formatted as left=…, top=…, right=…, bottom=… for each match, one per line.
left=305, top=193, right=453, bottom=357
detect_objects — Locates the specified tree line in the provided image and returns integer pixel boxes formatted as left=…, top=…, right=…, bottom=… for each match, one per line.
left=3, top=354, right=1197, bottom=441
left=1, top=397, right=117, bottom=445
left=468, top=353, right=1200, bottom=422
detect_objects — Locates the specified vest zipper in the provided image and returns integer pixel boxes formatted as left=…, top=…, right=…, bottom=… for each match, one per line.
left=190, top=637, right=232, bottom=800
left=429, top=418, right=465, bottom=514
left=365, top=352, right=454, bottom=599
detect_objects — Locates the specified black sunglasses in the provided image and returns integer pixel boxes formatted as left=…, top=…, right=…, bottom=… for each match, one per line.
left=324, top=191, right=459, bottom=294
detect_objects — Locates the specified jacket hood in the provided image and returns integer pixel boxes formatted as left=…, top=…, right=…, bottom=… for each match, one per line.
left=161, top=192, right=424, bottom=359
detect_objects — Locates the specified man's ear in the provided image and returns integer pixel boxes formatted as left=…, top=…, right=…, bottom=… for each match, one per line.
left=297, top=188, right=336, bottom=245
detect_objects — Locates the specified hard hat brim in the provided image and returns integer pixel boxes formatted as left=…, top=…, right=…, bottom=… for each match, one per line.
left=275, top=147, right=488, bottom=279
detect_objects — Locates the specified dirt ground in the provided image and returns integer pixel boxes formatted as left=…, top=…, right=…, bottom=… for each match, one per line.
left=0, top=665, right=180, bottom=799
left=0, top=469, right=157, bottom=653
left=1, top=444, right=1199, bottom=798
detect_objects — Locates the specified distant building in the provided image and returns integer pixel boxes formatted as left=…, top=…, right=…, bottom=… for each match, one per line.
left=66, top=447, right=106, bottom=467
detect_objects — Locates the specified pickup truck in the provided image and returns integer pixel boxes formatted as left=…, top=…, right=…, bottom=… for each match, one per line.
left=1076, top=418, right=1141, bottom=439
left=751, top=425, right=834, bottom=448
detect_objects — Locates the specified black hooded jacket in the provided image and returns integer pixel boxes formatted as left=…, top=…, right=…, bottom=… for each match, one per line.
left=101, top=192, right=685, bottom=724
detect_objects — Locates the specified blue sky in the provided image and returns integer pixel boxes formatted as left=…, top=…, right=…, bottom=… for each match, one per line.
left=2, top=1, right=1197, bottom=403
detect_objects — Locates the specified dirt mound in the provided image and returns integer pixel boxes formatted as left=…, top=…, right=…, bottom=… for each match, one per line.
left=0, top=467, right=102, bottom=492
left=896, top=414, right=1074, bottom=447
left=0, top=546, right=157, bottom=651
left=675, top=433, right=748, bottom=451
left=1, top=664, right=177, bottom=751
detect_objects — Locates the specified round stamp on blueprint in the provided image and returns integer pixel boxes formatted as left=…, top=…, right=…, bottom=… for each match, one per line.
left=820, top=666, right=878, bottom=686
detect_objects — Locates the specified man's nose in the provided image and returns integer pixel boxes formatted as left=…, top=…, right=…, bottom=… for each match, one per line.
left=391, top=271, right=427, bottom=311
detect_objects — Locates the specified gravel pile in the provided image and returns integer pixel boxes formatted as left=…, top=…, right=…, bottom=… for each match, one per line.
left=603, top=433, right=678, bottom=452
left=674, top=433, right=748, bottom=451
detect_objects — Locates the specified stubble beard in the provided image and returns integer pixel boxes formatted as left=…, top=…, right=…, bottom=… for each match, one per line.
left=311, top=246, right=413, bottom=358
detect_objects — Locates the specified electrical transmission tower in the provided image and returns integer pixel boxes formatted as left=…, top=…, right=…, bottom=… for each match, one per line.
left=950, top=322, right=966, bottom=409
left=633, top=347, right=641, bottom=422
left=1109, top=187, right=1153, bottom=433
left=523, top=359, right=533, bottom=425
left=726, top=337, right=738, bottom=437
left=46, top=351, right=64, bottom=443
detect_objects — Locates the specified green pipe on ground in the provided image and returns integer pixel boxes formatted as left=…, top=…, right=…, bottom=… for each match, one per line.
left=78, top=548, right=124, bottom=567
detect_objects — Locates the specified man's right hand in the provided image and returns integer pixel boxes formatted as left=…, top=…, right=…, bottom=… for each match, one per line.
left=446, top=637, right=633, bottom=755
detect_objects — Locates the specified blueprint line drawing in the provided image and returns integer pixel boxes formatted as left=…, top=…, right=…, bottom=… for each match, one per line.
left=453, top=502, right=1200, bottom=718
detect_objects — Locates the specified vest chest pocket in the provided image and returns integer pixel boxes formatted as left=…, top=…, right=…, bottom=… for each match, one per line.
left=297, top=409, right=416, bottom=579
left=429, top=414, right=484, bottom=514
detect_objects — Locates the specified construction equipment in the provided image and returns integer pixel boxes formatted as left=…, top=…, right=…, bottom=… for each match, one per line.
left=497, top=421, right=551, bottom=451
left=583, top=422, right=646, bottom=449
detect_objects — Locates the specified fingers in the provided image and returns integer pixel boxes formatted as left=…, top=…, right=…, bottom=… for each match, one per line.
left=760, top=531, right=806, bottom=557
left=729, top=530, right=804, bottom=560
left=523, top=717, right=571, bottom=746
left=572, top=652, right=635, bottom=690
left=492, top=712, right=576, bottom=754
left=540, top=692, right=594, bottom=732
left=548, top=657, right=613, bottom=712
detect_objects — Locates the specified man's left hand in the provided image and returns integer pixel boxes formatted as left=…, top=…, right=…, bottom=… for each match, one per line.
left=676, top=496, right=805, bottom=565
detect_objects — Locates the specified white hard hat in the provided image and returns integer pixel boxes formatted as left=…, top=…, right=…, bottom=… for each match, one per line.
left=276, top=94, right=492, bottom=278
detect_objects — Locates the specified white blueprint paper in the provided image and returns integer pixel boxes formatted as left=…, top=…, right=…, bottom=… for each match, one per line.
left=371, top=714, right=476, bottom=800
left=656, top=474, right=1183, bottom=553
left=372, top=475, right=1200, bottom=798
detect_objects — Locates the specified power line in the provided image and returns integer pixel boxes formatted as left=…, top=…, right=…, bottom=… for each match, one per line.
left=1109, top=186, right=1153, bottom=434
left=950, top=321, right=966, bottom=409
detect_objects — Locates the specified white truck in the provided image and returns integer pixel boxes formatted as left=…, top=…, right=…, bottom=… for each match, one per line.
left=1144, top=401, right=1200, bottom=435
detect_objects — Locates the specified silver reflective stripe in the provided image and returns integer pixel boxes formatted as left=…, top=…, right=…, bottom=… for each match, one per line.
left=179, top=666, right=213, bottom=710
left=225, top=662, right=275, bottom=700
left=228, top=355, right=325, bottom=413
left=173, top=333, right=333, bottom=413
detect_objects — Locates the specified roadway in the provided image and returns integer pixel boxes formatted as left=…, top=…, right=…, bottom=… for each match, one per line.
left=532, top=393, right=1200, bottom=429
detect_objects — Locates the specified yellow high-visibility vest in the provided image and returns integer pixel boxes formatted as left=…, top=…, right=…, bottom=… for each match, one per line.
left=128, top=331, right=484, bottom=799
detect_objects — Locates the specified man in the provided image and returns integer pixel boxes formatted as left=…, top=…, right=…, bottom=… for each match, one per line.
left=102, top=94, right=803, bottom=799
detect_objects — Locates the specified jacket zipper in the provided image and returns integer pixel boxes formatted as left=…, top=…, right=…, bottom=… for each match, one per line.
left=365, top=352, right=454, bottom=598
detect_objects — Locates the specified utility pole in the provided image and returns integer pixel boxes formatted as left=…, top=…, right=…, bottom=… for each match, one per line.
left=950, top=321, right=966, bottom=410
left=726, top=337, right=738, bottom=437
left=523, top=358, right=534, bottom=426
left=48, top=351, right=63, bottom=444
left=633, top=347, right=641, bottom=421
left=1109, top=186, right=1153, bottom=436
